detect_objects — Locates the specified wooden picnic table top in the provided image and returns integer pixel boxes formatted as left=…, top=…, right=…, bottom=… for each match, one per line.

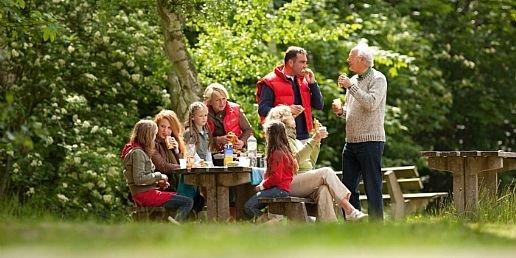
left=421, top=151, right=516, bottom=158
left=177, top=166, right=252, bottom=174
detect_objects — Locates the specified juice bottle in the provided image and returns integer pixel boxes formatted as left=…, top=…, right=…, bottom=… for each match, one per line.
left=223, top=143, right=234, bottom=166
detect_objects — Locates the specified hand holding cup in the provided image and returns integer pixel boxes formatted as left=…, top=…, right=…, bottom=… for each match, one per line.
left=332, top=98, right=344, bottom=116
left=166, top=136, right=178, bottom=150
left=313, top=126, right=329, bottom=142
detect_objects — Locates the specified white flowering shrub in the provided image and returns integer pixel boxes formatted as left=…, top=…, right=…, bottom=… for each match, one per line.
left=1, top=0, right=170, bottom=217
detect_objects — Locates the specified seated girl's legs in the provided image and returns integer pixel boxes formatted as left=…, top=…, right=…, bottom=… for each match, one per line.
left=291, top=167, right=356, bottom=215
left=315, top=167, right=351, bottom=203
left=315, top=167, right=361, bottom=215
left=290, top=171, right=322, bottom=198
left=162, top=194, right=194, bottom=221
left=244, top=187, right=288, bottom=219
left=313, top=185, right=338, bottom=222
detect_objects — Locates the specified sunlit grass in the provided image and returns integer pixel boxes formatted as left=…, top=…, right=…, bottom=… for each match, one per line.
left=1, top=186, right=515, bottom=257
left=1, top=219, right=516, bottom=258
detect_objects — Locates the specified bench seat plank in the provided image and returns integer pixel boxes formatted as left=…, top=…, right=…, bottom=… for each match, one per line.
left=259, top=197, right=315, bottom=222
left=358, top=178, right=423, bottom=193
left=259, top=197, right=315, bottom=204
left=358, top=192, right=447, bottom=201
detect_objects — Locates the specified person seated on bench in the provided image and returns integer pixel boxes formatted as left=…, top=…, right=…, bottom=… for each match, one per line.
left=265, top=106, right=367, bottom=221
left=244, top=122, right=295, bottom=219
left=152, top=109, right=205, bottom=216
left=121, top=119, right=193, bottom=222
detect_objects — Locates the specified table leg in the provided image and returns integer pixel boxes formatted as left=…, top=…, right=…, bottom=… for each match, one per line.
left=204, top=175, right=218, bottom=221
left=465, top=157, right=480, bottom=212
left=234, top=183, right=255, bottom=219
left=428, top=157, right=465, bottom=213
left=478, top=171, right=498, bottom=200
left=216, top=186, right=230, bottom=221
left=466, top=157, right=505, bottom=212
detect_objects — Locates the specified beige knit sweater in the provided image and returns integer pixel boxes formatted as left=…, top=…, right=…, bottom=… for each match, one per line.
left=341, top=68, right=387, bottom=143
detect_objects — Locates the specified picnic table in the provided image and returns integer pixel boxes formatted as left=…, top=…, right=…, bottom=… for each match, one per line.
left=421, top=151, right=516, bottom=213
left=179, top=166, right=252, bottom=221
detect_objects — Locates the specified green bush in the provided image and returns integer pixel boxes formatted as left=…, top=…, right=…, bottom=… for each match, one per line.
left=1, top=0, right=169, bottom=217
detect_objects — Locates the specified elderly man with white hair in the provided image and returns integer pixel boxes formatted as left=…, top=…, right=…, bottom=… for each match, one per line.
left=331, top=43, right=387, bottom=220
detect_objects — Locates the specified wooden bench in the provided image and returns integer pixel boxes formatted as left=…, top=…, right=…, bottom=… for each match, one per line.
left=128, top=205, right=173, bottom=221
left=258, top=197, right=317, bottom=222
left=336, top=166, right=448, bottom=219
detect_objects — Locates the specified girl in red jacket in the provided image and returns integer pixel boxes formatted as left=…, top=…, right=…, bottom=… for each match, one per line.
left=244, top=121, right=297, bottom=219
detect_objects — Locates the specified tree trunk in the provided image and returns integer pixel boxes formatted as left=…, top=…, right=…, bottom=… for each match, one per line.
left=156, top=0, right=202, bottom=120
left=0, top=156, right=11, bottom=200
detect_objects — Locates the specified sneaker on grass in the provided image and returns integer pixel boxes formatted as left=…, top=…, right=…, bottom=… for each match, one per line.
left=346, top=209, right=368, bottom=221
left=167, top=216, right=181, bottom=225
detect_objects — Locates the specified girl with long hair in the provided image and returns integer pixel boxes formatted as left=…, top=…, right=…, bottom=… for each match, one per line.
left=120, top=120, right=193, bottom=222
left=151, top=110, right=186, bottom=190
left=244, top=121, right=296, bottom=219
left=152, top=109, right=206, bottom=215
left=265, top=105, right=367, bottom=221
left=183, top=102, right=210, bottom=160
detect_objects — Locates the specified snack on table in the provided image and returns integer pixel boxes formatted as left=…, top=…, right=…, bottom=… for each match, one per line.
left=226, top=161, right=240, bottom=167
left=196, top=159, right=206, bottom=168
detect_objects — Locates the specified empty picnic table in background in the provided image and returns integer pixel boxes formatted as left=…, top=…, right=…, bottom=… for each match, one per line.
left=421, top=151, right=516, bottom=213
left=180, top=166, right=252, bottom=222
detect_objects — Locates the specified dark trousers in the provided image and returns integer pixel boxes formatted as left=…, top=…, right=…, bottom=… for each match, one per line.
left=342, top=141, right=385, bottom=219
left=162, top=194, right=194, bottom=221
left=244, top=187, right=288, bottom=219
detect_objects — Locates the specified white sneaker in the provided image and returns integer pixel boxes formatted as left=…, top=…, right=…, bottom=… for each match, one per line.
left=346, top=209, right=368, bottom=221
left=167, top=216, right=181, bottom=225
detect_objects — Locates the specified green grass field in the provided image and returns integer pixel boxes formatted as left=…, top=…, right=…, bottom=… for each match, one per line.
left=1, top=219, right=515, bottom=258
left=1, top=188, right=514, bottom=257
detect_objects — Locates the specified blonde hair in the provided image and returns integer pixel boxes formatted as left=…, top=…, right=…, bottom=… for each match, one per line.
left=154, top=109, right=186, bottom=155
left=130, top=120, right=158, bottom=156
left=263, top=105, right=293, bottom=131
left=203, top=83, right=229, bottom=103
left=185, top=101, right=209, bottom=148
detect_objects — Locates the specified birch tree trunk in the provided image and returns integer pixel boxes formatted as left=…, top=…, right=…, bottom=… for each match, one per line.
left=156, top=0, right=202, bottom=120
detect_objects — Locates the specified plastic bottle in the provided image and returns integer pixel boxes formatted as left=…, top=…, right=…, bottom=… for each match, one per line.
left=223, top=143, right=234, bottom=166
left=247, top=135, right=257, bottom=167
left=186, top=143, right=195, bottom=169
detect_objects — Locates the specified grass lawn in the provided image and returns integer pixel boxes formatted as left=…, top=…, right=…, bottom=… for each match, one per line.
left=1, top=218, right=515, bottom=258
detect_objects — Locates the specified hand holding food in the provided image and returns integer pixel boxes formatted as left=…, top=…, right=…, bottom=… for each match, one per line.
left=301, top=68, right=315, bottom=83
left=290, top=105, right=304, bottom=117
left=338, top=73, right=351, bottom=89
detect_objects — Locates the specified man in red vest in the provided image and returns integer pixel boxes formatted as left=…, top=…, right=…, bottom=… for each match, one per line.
left=257, top=46, right=324, bottom=142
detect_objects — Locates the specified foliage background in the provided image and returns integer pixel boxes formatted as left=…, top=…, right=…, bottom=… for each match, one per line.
left=0, top=0, right=514, bottom=217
